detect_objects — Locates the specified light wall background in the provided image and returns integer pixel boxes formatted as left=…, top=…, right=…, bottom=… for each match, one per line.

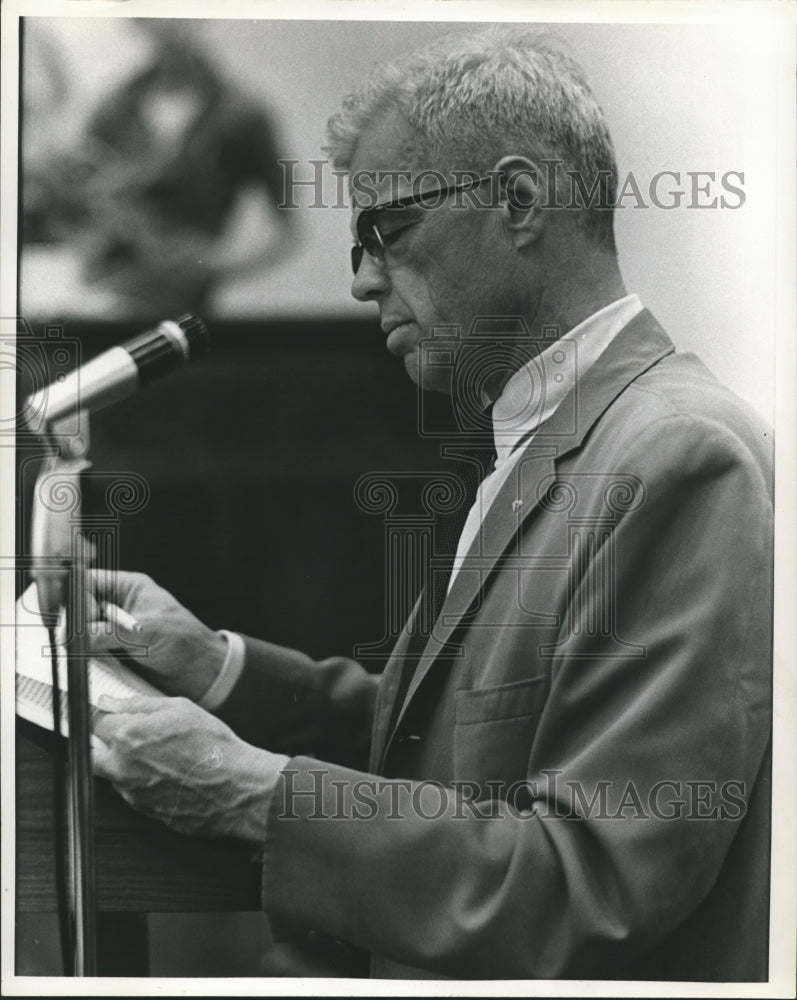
left=19, top=16, right=777, bottom=421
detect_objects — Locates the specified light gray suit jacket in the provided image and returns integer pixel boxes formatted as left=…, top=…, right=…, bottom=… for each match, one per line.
left=219, top=310, right=773, bottom=980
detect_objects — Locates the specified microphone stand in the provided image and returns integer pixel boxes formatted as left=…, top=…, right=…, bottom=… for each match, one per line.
left=30, top=409, right=97, bottom=977
left=22, top=314, right=208, bottom=975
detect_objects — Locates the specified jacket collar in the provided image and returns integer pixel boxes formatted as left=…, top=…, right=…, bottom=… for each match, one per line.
left=533, top=307, right=674, bottom=458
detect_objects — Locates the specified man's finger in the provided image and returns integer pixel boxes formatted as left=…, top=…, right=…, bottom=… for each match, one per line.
left=91, top=736, right=115, bottom=779
left=96, top=694, right=127, bottom=714
left=87, top=616, right=145, bottom=643
left=86, top=568, right=121, bottom=607
left=92, top=696, right=163, bottom=745
left=86, top=591, right=102, bottom=625
left=91, top=712, right=118, bottom=748
left=86, top=598, right=146, bottom=652
left=101, top=602, right=143, bottom=633
left=86, top=568, right=147, bottom=611
left=96, top=694, right=162, bottom=714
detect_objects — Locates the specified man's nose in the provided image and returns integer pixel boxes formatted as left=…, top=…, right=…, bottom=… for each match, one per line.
left=351, top=251, right=390, bottom=302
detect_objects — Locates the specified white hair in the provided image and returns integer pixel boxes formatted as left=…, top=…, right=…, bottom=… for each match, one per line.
left=325, top=27, right=618, bottom=249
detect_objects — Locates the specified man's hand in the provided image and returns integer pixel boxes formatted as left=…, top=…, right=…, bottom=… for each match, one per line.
left=92, top=695, right=288, bottom=841
left=87, top=570, right=227, bottom=702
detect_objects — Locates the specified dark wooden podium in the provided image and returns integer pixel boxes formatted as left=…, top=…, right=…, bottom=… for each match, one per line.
left=16, top=720, right=262, bottom=975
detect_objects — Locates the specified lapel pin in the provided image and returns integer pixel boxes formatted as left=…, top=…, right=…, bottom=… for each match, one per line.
left=512, top=499, right=524, bottom=512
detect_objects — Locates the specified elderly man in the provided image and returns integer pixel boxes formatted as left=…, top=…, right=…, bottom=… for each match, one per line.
left=90, top=29, right=772, bottom=981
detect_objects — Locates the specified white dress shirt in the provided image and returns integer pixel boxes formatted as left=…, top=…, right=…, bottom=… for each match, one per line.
left=448, top=293, right=643, bottom=591
left=204, top=294, right=644, bottom=712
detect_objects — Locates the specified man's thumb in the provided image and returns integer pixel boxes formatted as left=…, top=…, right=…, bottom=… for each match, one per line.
left=96, top=694, right=160, bottom=714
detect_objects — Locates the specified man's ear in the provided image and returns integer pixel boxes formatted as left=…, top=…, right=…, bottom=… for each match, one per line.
left=493, top=155, right=546, bottom=249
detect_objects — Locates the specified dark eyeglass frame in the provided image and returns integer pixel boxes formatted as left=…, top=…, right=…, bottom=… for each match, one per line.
left=351, top=174, right=494, bottom=276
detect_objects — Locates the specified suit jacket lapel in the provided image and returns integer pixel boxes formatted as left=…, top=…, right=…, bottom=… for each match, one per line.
left=379, top=310, right=676, bottom=757
left=369, top=594, right=421, bottom=770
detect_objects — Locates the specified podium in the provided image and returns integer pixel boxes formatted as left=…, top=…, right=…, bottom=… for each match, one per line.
left=16, top=721, right=261, bottom=975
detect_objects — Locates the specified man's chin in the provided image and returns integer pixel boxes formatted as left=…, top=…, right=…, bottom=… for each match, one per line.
left=403, top=351, right=452, bottom=396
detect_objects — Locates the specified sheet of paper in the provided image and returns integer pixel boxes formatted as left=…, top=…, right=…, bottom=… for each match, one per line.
left=15, top=583, right=163, bottom=735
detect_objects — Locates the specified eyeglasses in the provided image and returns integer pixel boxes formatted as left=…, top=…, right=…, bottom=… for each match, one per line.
left=351, top=174, right=493, bottom=276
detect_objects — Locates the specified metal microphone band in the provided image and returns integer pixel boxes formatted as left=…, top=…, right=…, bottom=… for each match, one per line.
left=158, top=320, right=191, bottom=363
left=125, top=325, right=186, bottom=386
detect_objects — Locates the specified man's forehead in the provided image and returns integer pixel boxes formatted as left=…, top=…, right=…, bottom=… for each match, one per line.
left=348, top=110, right=420, bottom=176
left=347, top=111, right=428, bottom=207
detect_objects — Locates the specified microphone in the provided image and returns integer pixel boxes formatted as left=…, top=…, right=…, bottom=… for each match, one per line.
left=24, top=314, right=209, bottom=430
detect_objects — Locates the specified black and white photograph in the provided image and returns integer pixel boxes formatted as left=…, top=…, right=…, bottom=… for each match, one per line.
left=2, top=1, right=795, bottom=994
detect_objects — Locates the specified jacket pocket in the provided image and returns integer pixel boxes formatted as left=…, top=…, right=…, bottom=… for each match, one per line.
left=453, top=676, right=548, bottom=791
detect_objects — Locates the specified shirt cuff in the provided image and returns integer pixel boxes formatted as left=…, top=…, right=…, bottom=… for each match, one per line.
left=198, top=630, right=246, bottom=712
